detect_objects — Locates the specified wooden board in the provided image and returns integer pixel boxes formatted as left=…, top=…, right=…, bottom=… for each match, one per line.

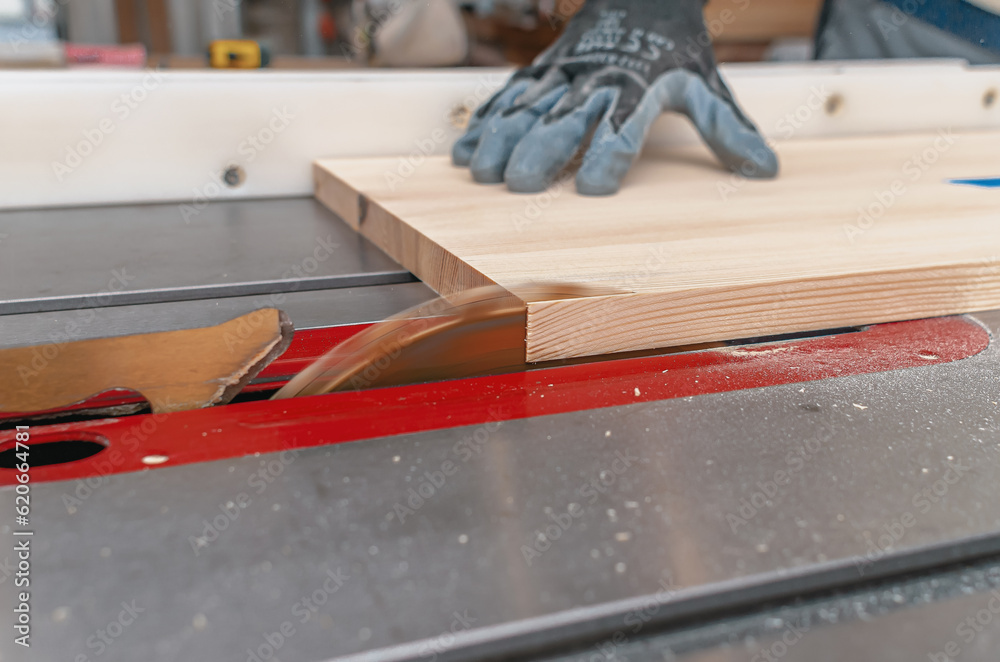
left=315, top=130, right=1000, bottom=362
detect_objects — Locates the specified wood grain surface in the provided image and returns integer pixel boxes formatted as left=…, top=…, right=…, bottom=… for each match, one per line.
left=315, top=130, right=1000, bottom=361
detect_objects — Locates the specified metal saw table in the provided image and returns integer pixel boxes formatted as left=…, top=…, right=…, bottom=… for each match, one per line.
left=2, top=195, right=1000, bottom=662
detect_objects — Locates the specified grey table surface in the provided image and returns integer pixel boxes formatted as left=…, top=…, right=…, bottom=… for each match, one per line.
left=0, top=198, right=414, bottom=314
left=2, top=312, right=998, bottom=662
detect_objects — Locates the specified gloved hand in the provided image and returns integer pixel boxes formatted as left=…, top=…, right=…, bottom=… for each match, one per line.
left=452, top=0, right=778, bottom=195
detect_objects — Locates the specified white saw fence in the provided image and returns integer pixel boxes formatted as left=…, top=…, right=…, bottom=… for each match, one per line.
left=1, top=60, right=998, bottom=209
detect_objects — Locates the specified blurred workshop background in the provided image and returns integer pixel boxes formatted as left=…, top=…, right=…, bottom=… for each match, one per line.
left=0, top=0, right=822, bottom=70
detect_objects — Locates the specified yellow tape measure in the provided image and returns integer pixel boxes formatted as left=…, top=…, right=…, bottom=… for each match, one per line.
left=208, top=40, right=271, bottom=69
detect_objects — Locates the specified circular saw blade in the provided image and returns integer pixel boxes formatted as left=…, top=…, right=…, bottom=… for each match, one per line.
left=271, top=283, right=626, bottom=399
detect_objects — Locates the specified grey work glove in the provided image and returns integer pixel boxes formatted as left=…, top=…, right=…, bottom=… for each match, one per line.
left=452, top=0, right=778, bottom=195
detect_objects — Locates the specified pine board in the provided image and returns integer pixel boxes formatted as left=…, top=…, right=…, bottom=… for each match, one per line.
left=315, top=130, right=1000, bottom=362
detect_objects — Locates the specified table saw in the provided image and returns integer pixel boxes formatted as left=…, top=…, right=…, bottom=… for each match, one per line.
left=3, top=62, right=1000, bottom=662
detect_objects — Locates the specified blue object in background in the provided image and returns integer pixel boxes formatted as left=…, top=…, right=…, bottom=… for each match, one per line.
left=883, top=0, right=1000, bottom=53
left=948, top=177, right=1000, bottom=188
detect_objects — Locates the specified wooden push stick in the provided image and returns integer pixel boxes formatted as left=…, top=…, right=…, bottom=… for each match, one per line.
left=0, top=309, right=293, bottom=415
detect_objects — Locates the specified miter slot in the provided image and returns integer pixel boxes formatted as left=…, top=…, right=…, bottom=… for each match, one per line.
left=0, top=282, right=437, bottom=350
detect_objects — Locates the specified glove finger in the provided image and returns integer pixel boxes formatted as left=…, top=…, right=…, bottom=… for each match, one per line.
left=674, top=71, right=778, bottom=179
left=469, top=84, right=567, bottom=184
left=509, top=65, right=570, bottom=110
left=452, top=78, right=533, bottom=166
left=574, top=80, right=656, bottom=196
left=504, top=87, right=616, bottom=194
